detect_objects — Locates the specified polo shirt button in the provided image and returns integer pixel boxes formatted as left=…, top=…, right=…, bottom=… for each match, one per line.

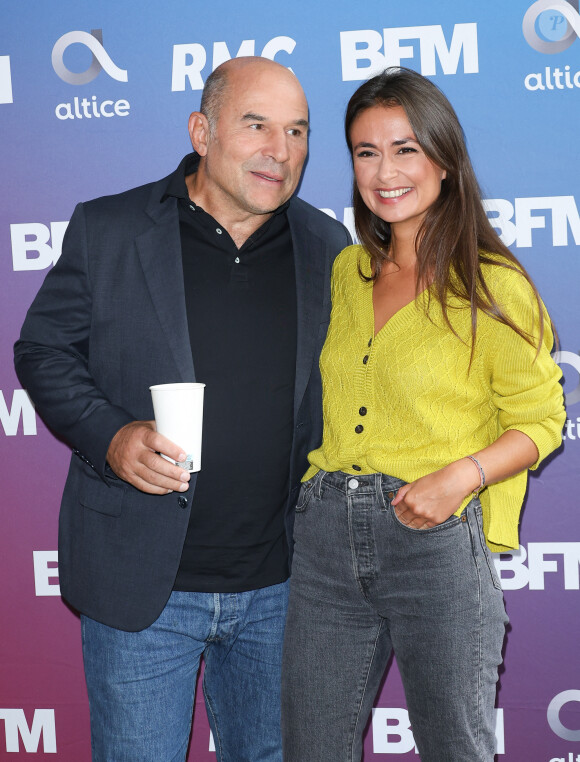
left=362, top=355, right=369, bottom=364
left=216, top=228, right=223, bottom=234
left=352, top=465, right=361, bottom=471
left=178, top=496, right=188, bottom=509
left=359, top=407, right=367, bottom=416
left=348, top=478, right=359, bottom=490
left=234, top=256, right=240, bottom=263
left=355, top=424, right=364, bottom=434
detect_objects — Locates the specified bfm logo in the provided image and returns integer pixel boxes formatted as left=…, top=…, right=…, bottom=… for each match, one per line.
left=52, top=29, right=130, bottom=120
left=493, top=544, right=580, bottom=590
left=371, top=695, right=580, bottom=752
left=33, top=551, right=60, bottom=596
left=522, top=1, right=580, bottom=91
left=0, top=390, right=37, bottom=436
left=171, top=36, right=296, bottom=91
left=11, top=221, right=68, bottom=270
left=483, top=196, right=579, bottom=247
left=0, top=709, right=56, bottom=753
left=339, top=23, right=478, bottom=81
left=371, top=708, right=504, bottom=754
left=0, top=55, right=13, bottom=104
left=34, top=544, right=580, bottom=598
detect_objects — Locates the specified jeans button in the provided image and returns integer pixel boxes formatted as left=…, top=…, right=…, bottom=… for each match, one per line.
left=348, top=478, right=359, bottom=490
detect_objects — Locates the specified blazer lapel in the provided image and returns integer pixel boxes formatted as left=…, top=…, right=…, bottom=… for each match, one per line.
left=136, top=194, right=195, bottom=383
left=289, top=207, right=329, bottom=418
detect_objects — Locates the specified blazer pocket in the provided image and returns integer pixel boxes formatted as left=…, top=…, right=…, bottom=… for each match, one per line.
left=79, top=469, right=126, bottom=517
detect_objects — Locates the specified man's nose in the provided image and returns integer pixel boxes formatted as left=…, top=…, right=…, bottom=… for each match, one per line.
left=263, top=128, right=290, bottom=163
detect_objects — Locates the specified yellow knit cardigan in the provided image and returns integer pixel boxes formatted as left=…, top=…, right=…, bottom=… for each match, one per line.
left=305, top=245, right=566, bottom=552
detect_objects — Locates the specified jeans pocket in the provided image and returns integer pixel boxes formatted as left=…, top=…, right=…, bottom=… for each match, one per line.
left=295, top=479, right=315, bottom=514
left=389, top=500, right=462, bottom=534
left=398, top=513, right=462, bottom=534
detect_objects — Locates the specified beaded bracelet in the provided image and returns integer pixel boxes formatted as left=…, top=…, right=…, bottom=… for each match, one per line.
left=466, top=455, right=486, bottom=496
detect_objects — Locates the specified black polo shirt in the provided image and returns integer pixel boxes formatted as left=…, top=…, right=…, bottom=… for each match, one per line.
left=165, top=154, right=297, bottom=592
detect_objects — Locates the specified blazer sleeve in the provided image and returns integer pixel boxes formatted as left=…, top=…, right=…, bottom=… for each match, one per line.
left=14, top=202, right=133, bottom=477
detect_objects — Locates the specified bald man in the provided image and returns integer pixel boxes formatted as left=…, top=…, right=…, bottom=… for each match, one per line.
left=15, top=57, right=351, bottom=761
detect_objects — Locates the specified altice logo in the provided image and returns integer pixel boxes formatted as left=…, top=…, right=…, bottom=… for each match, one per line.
left=52, top=29, right=127, bottom=84
left=523, top=0, right=580, bottom=53
left=51, top=30, right=130, bottom=120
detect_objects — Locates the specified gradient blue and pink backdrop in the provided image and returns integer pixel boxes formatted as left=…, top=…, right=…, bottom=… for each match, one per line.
left=1, top=1, right=579, bottom=759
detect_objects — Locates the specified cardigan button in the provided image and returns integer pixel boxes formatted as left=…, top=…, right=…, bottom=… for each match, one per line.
left=355, top=425, right=364, bottom=434
left=362, top=355, right=369, bottom=364
left=352, top=465, right=361, bottom=471
left=359, top=407, right=367, bottom=416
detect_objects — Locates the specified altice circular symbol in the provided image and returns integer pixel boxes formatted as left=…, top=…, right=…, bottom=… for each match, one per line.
left=52, top=29, right=128, bottom=85
left=523, top=0, right=580, bottom=53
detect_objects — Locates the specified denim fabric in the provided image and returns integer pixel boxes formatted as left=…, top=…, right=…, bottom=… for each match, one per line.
left=82, top=581, right=289, bottom=762
left=281, top=471, right=508, bottom=762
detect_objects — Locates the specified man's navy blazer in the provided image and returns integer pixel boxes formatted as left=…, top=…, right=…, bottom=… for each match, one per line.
left=15, top=159, right=351, bottom=631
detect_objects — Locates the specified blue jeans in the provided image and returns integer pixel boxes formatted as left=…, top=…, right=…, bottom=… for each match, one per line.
left=281, top=471, right=508, bottom=762
left=82, top=580, right=289, bottom=762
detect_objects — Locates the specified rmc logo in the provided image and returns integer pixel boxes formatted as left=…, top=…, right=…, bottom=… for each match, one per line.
left=340, top=23, right=479, bottom=81
left=523, top=0, right=580, bottom=53
left=171, top=37, right=296, bottom=91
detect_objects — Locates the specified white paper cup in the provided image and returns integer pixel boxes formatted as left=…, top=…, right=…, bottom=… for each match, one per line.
left=149, top=383, right=205, bottom=472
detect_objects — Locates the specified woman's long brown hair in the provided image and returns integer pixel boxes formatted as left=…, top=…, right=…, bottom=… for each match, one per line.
left=345, top=67, right=546, bottom=356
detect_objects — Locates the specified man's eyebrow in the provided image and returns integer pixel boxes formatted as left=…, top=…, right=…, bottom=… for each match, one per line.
left=241, top=112, right=310, bottom=128
left=241, top=112, right=268, bottom=122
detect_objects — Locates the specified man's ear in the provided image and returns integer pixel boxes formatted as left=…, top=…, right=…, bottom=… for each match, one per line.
left=188, top=111, right=210, bottom=156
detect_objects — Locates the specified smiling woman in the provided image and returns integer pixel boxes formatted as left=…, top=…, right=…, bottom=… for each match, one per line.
left=281, top=67, right=566, bottom=762
left=350, top=105, right=446, bottom=238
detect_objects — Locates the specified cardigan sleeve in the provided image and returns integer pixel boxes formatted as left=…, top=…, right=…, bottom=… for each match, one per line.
left=486, top=266, right=565, bottom=468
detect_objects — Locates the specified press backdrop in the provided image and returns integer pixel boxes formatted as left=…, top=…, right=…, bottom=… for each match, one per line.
left=1, top=1, right=579, bottom=759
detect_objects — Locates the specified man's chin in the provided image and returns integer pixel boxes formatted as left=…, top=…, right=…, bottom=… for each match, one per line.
left=245, top=193, right=294, bottom=216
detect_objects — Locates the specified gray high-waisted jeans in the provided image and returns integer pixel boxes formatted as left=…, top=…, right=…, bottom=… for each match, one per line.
left=281, top=470, right=508, bottom=762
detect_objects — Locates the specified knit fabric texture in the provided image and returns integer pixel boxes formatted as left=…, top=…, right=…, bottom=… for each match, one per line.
left=305, top=245, right=566, bottom=551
